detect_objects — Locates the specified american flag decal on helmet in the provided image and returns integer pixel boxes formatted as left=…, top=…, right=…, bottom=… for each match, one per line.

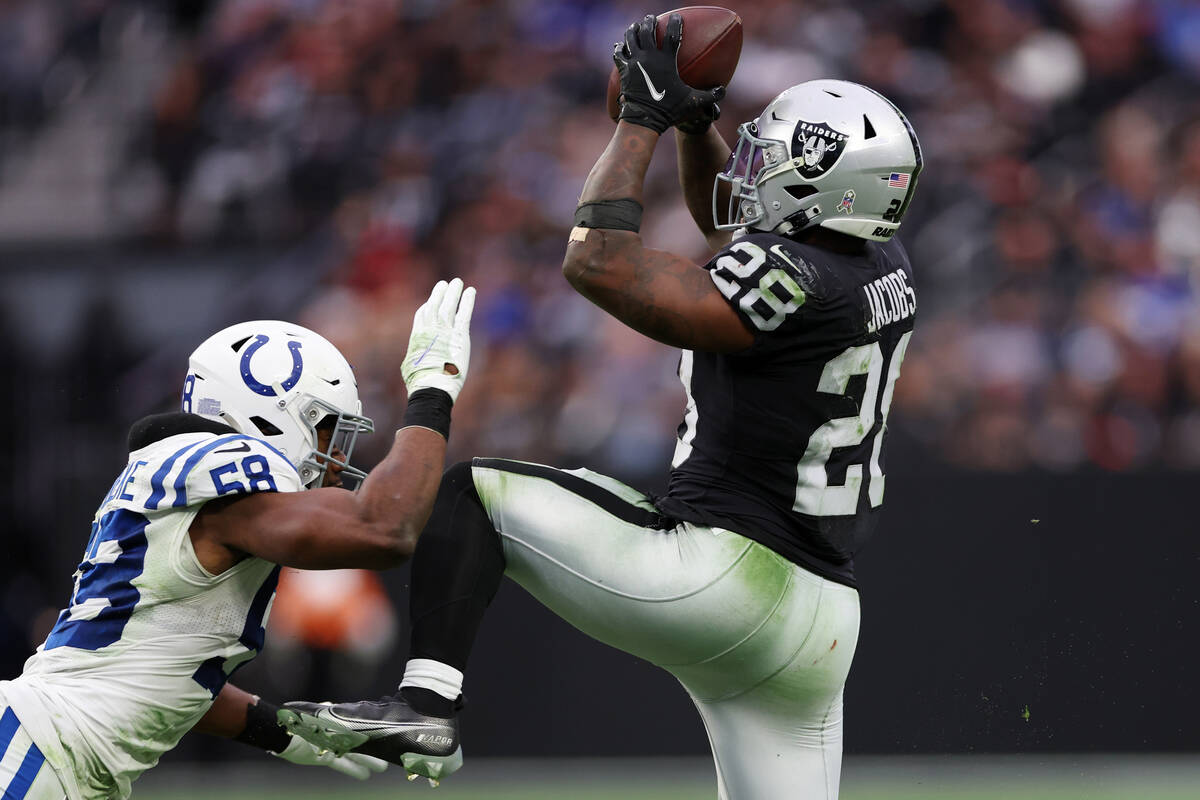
left=888, top=172, right=910, bottom=188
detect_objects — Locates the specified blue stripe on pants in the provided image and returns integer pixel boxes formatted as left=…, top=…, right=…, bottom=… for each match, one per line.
left=0, top=709, right=17, bottom=761
left=4, top=740, right=44, bottom=800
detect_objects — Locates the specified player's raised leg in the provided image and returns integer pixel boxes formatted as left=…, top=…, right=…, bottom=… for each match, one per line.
left=278, top=459, right=498, bottom=783
left=282, top=457, right=816, bottom=779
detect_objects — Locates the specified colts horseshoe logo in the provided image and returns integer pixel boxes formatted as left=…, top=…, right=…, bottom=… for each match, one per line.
left=240, top=334, right=304, bottom=397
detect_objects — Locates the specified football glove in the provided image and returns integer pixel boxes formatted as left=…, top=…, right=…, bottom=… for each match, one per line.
left=613, top=13, right=724, bottom=135
left=273, top=734, right=388, bottom=780
left=402, top=278, right=476, bottom=404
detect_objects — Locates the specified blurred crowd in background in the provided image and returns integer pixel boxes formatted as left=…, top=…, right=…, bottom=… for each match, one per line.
left=128, top=0, right=1200, bottom=474
left=4, top=0, right=1200, bottom=476
left=3, top=0, right=1200, bottom=696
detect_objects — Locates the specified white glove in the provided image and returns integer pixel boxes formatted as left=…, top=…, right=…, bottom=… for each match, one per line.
left=273, top=734, right=388, bottom=780
left=402, top=277, right=476, bottom=403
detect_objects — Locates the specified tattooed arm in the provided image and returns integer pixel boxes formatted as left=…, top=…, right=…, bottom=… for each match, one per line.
left=562, top=122, right=753, bottom=353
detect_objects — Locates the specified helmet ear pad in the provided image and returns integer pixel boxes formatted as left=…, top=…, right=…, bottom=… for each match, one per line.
left=713, top=79, right=922, bottom=241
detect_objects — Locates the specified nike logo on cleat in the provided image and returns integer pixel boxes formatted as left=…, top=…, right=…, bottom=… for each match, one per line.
left=636, top=63, right=666, bottom=101
left=319, top=708, right=450, bottom=734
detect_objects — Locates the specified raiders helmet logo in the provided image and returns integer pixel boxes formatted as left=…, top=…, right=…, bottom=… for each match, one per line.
left=791, top=120, right=850, bottom=179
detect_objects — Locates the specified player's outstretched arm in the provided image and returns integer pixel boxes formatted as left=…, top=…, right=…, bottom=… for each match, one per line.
left=562, top=29, right=748, bottom=353
left=675, top=125, right=735, bottom=253
left=190, top=279, right=476, bottom=572
left=563, top=14, right=749, bottom=353
left=193, top=684, right=387, bottom=779
left=193, top=425, right=447, bottom=569
left=564, top=122, right=751, bottom=353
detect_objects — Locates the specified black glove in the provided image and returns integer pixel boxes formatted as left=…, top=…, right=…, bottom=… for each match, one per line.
left=612, top=13, right=724, bottom=135
left=676, top=102, right=721, bottom=136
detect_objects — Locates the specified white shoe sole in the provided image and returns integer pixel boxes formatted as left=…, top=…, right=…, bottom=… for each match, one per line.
left=277, top=708, right=464, bottom=783
left=276, top=708, right=368, bottom=756
left=402, top=746, right=463, bottom=781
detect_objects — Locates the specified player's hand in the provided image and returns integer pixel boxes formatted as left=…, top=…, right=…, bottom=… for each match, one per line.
left=402, top=277, right=476, bottom=404
left=613, top=13, right=723, bottom=135
left=675, top=101, right=721, bottom=136
left=273, top=734, right=388, bottom=780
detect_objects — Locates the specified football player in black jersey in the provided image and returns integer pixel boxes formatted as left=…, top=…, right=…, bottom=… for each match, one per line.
left=280, top=13, right=922, bottom=799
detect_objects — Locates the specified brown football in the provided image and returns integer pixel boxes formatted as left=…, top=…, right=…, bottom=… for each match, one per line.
left=606, top=6, right=743, bottom=122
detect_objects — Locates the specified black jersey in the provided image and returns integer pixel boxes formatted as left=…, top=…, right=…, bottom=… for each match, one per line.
left=656, top=231, right=916, bottom=587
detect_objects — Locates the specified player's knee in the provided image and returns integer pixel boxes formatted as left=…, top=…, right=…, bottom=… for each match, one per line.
left=427, top=460, right=503, bottom=562
left=436, top=460, right=490, bottom=527
left=441, top=460, right=475, bottom=493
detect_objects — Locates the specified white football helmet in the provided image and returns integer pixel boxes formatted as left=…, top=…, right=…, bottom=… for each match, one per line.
left=182, top=320, right=374, bottom=488
left=714, top=79, right=923, bottom=241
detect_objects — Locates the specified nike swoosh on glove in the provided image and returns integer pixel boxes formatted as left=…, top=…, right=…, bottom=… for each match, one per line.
left=612, top=12, right=724, bottom=135
left=274, top=734, right=389, bottom=780
left=402, top=277, right=476, bottom=404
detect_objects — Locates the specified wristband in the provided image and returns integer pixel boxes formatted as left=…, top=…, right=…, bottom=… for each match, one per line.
left=234, top=699, right=291, bottom=754
left=676, top=115, right=714, bottom=136
left=403, top=388, right=453, bottom=440
left=573, top=199, right=643, bottom=232
left=617, top=101, right=673, bottom=136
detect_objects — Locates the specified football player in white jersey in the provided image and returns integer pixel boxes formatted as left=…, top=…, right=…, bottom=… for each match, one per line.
left=0, top=278, right=475, bottom=800
left=280, top=16, right=923, bottom=800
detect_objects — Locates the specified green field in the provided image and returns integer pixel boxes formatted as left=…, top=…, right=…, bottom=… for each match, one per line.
left=137, top=755, right=1200, bottom=799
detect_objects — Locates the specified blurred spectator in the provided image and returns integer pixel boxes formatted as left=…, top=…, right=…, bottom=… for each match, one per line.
left=265, top=568, right=398, bottom=698
left=0, top=0, right=107, bottom=136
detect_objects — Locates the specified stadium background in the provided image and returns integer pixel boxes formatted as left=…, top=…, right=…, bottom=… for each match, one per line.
left=1, top=0, right=1197, bottom=796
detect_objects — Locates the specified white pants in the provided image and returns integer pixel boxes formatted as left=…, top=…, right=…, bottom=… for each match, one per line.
left=471, top=459, right=862, bottom=800
left=0, top=706, right=67, bottom=800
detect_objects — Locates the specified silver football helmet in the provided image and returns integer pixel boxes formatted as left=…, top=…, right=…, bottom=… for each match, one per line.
left=714, top=79, right=923, bottom=241
left=182, top=320, right=374, bottom=488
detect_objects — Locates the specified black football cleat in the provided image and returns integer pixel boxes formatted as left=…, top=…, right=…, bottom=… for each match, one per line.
left=277, top=695, right=462, bottom=785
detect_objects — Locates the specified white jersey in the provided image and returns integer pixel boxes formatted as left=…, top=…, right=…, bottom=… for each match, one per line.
left=0, top=427, right=301, bottom=800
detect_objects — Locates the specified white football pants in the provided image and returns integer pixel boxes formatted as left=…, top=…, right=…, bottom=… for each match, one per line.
left=0, top=705, right=68, bottom=800
left=471, top=459, right=862, bottom=800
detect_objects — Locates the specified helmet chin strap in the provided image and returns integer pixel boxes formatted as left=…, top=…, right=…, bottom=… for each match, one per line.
left=774, top=202, right=823, bottom=235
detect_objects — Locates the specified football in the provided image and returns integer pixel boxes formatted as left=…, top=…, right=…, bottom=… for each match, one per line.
left=606, top=6, right=743, bottom=121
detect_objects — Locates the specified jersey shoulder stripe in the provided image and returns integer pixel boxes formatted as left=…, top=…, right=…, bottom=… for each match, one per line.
left=114, top=432, right=301, bottom=518
left=146, top=439, right=205, bottom=510
left=169, top=434, right=293, bottom=508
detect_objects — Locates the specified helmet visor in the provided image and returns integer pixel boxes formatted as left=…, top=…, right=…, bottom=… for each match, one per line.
left=713, top=123, right=789, bottom=231
left=724, top=139, right=766, bottom=187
